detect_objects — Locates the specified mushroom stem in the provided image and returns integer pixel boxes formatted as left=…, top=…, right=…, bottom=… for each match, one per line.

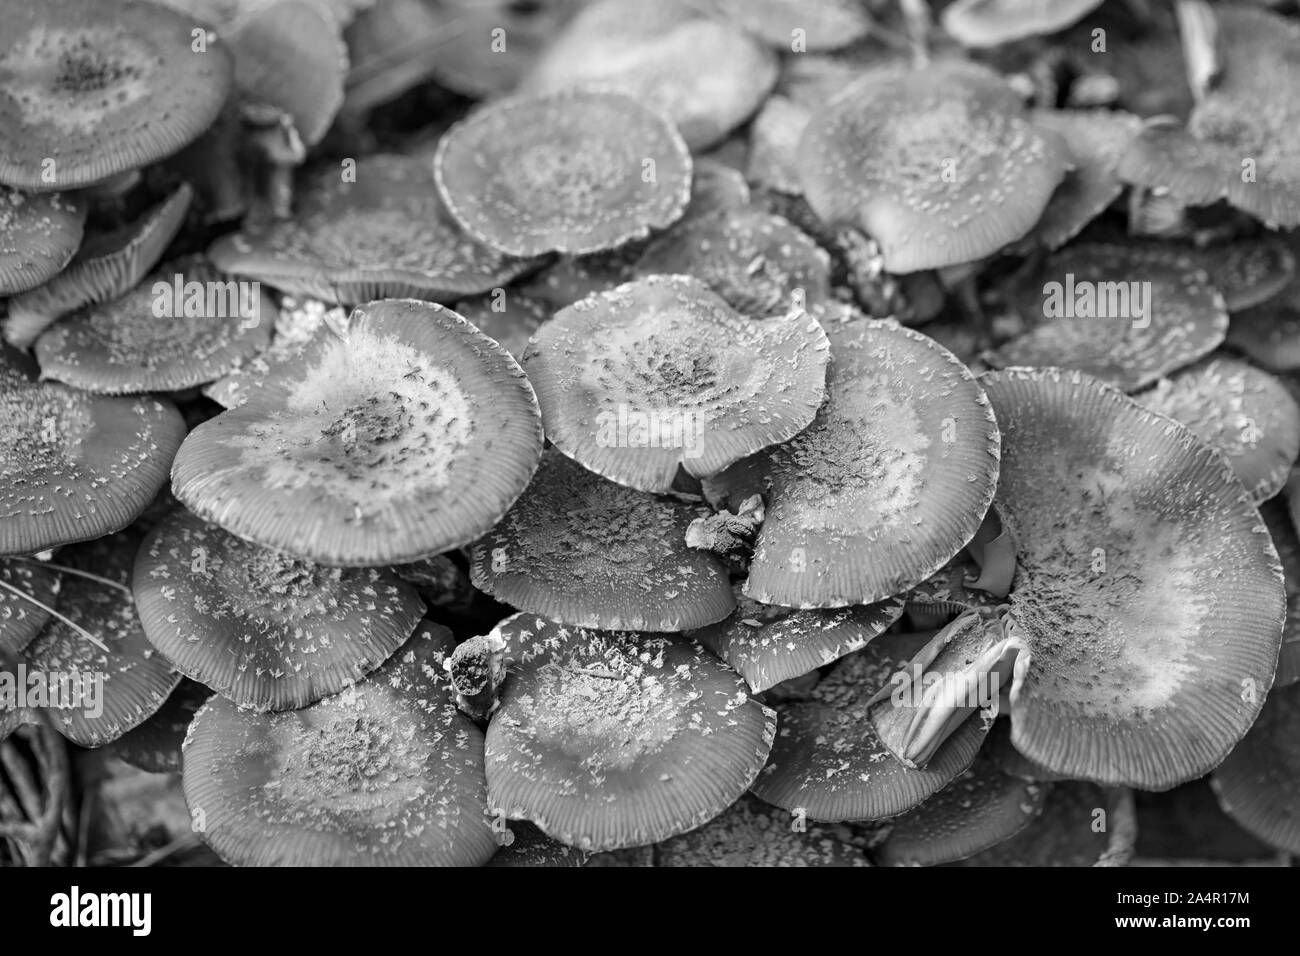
left=685, top=494, right=765, bottom=572
left=10, top=557, right=131, bottom=597
left=867, top=607, right=1029, bottom=768
left=1096, top=788, right=1139, bottom=867
left=898, top=0, right=931, bottom=69
left=1175, top=0, right=1220, bottom=103
left=0, top=579, right=109, bottom=653
left=445, top=632, right=509, bottom=722
left=963, top=512, right=1017, bottom=599
left=830, top=227, right=896, bottom=316
left=243, top=108, right=306, bottom=221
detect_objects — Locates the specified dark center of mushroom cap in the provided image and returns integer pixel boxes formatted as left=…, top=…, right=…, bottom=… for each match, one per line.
left=506, top=141, right=634, bottom=212
left=548, top=482, right=680, bottom=564
left=277, top=707, right=422, bottom=809
left=52, top=43, right=139, bottom=94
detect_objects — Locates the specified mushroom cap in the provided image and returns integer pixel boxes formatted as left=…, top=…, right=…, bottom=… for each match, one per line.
left=1210, top=681, right=1300, bottom=855
left=0, top=367, right=186, bottom=556
left=797, top=60, right=1070, bottom=273
left=483, top=613, right=776, bottom=851
left=208, top=155, right=537, bottom=305
left=22, top=533, right=182, bottom=746
left=0, top=188, right=86, bottom=295
left=1185, top=6, right=1300, bottom=228
left=941, top=0, right=1104, bottom=48
left=1137, top=356, right=1300, bottom=503
left=1023, top=109, right=1142, bottom=250
left=527, top=0, right=777, bottom=150
left=134, top=508, right=425, bottom=710
left=655, top=794, right=869, bottom=866
left=0, top=0, right=234, bottom=190
left=34, top=255, right=275, bottom=395
left=522, top=274, right=831, bottom=493
left=3, top=183, right=193, bottom=348
left=171, top=298, right=544, bottom=566
left=433, top=88, right=692, bottom=258
left=229, top=0, right=347, bottom=147
left=425, top=0, right=577, bottom=100
left=701, top=0, right=871, bottom=52
left=0, top=557, right=61, bottom=656
left=452, top=291, right=549, bottom=364
left=982, top=367, right=1285, bottom=790
left=988, top=242, right=1228, bottom=392
left=1195, top=236, right=1296, bottom=314
left=952, top=781, right=1119, bottom=866
left=470, top=448, right=735, bottom=632
left=182, top=619, right=499, bottom=866
left=1227, top=272, right=1300, bottom=372
left=111, top=677, right=211, bottom=773
left=747, top=94, right=811, bottom=196
left=872, top=750, right=1048, bottom=866
left=1260, top=499, right=1300, bottom=688
left=705, top=318, right=1001, bottom=608
left=340, top=0, right=455, bottom=116
left=751, top=632, right=990, bottom=822
left=485, top=821, right=589, bottom=868
left=634, top=207, right=832, bottom=317
left=688, top=584, right=904, bottom=693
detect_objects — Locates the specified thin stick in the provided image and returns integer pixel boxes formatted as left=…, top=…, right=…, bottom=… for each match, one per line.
left=128, top=833, right=201, bottom=868
left=0, top=578, right=110, bottom=653
left=10, top=556, right=133, bottom=597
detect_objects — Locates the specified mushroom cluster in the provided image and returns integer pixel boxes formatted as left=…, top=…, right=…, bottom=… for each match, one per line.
left=2, top=0, right=1298, bottom=868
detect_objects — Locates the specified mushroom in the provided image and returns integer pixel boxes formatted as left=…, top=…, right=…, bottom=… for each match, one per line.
left=526, top=0, right=777, bottom=150
left=1137, top=355, right=1300, bottom=503
left=654, top=794, right=869, bottom=867
left=871, top=368, right=1285, bottom=790
left=523, top=274, right=830, bottom=494
left=1259, top=499, right=1300, bottom=688
left=1209, top=681, right=1300, bottom=856
left=687, top=584, right=904, bottom=694
left=0, top=0, right=233, bottom=191
left=182, top=619, right=499, bottom=866
left=0, top=189, right=86, bottom=296
left=986, top=242, right=1228, bottom=392
left=0, top=349, right=186, bottom=556
left=751, top=631, right=991, bottom=823
left=1226, top=269, right=1300, bottom=373
left=20, top=533, right=182, bottom=747
left=940, top=0, right=1105, bottom=48
left=134, top=508, right=426, bottom=710
left=433, top=88, right=692, bottom=258
left=634, top=207, right=832, bottom=317
left=451, top=291, right=548, bottom=364
left=485, top=821, right=588, bottom=868
left=796, top=59, right=1070, bottom=274
left=704, top=316, right=1000, bottom=608
left=3, top=184, right=193, bottom=348
left=0, top=559, right=61, bottom=657
left=111, top=678, right=211, bottom=774
left=872, top=748, right=1049, bottom=866
left=700, top=0, right=871, bottom=53
left=480, top=613, right=776, bottom=851
left=470, top=448, right=735, bottom=631
left=171, top=298, right=544, bottom=566
left=1193, top=236, right=1295, bottom=313
left=746, top=95, right=811, bottom=198
left=209, top=155, right=537, bottom=304
left=33, top=255, right=275, bottom=395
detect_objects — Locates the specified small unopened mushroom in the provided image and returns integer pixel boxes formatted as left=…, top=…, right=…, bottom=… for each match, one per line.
left=434, top=89, right=692, bottom=258
left=523, top=274, right=830, bottom=493
left=1137, top=355, right=1300, bottom=502
left=687, top=584, right=903, bottom=694
left=33, top=255, right=275, bottom=395
left=134, top=508, right=425, bottom=710
left=182, top=620, right=498, bottom=866
left=940, top=0, right=1105, bottom=48
left=797, top=60, right=1070, bottom=273
left=0, top=0, right=233, bottom=191
left=0, top=189, right=86, bottom=296
left=751, top=631, right=990, bottom=823
left=481, top=613, right=776, bottom=851
left=987, top=242, right=1228, bottom=391
left=0, top=354, right=186, bottom=555
left=444, top=632, right=507, bottom=723
left=4, top=184, right=192, bottom=348
left=705, top=318, right=1000, bottom=608
left=526, top=0, right=777, bottom=150
left=21, top=533, right=182, bottom=747
left=471, top=448, right=735, bottom=631
left=1210, top=680, right=1300, bottom=855
left=209, top=155, right=537, bottom=304
left=171, top=298, right=544, bottom=566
